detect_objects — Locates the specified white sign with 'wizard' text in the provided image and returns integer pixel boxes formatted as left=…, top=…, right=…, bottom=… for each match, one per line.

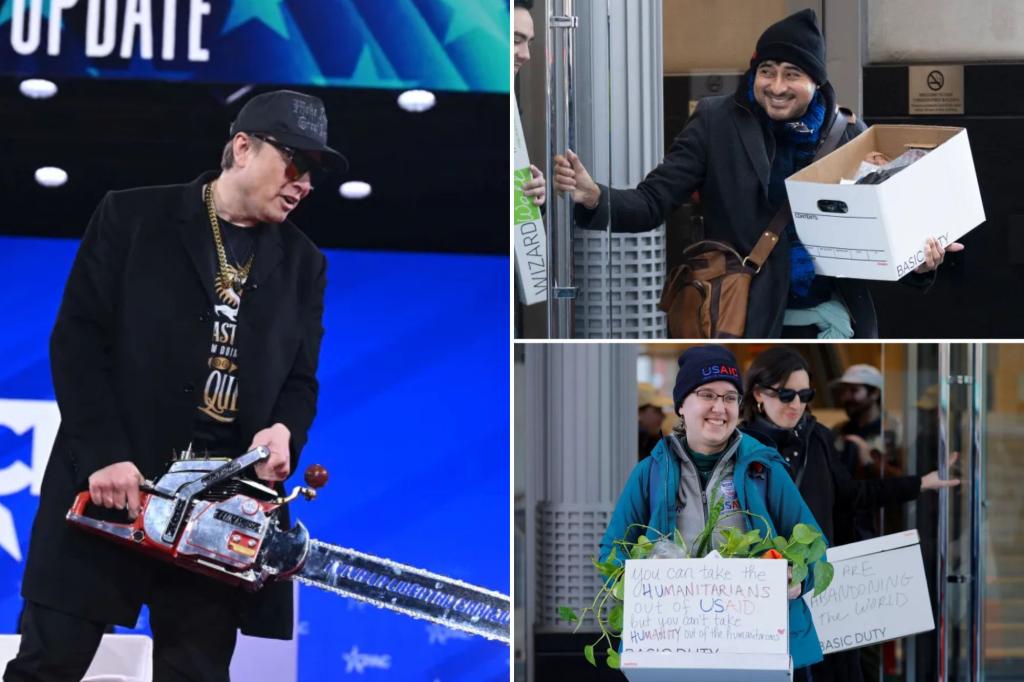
left=512, top=92, right=547, bottom=306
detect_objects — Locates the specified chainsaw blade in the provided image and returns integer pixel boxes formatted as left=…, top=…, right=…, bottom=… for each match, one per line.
left=293, top=539, right=510, bottom=644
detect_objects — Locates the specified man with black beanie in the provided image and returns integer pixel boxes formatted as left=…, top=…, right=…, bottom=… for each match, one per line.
left=554, top=9, right=963, bottom=339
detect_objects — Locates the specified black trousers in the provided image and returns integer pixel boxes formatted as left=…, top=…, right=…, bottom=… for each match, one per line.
left=4, top=564, right=241, bottom=682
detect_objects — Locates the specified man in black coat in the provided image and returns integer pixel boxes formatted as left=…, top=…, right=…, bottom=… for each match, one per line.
left=554, top=9, right=962, bottom=338
left=5, top=90, right=338, bottom=681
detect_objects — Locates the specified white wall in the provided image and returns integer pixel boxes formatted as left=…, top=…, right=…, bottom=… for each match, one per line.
left=868, top=0, right=1024, bottom=63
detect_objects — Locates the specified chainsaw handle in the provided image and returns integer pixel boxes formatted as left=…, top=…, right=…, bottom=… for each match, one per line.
left=69, top=490, right=93, bottom=517
left=68, top=489, right=151, bottom=528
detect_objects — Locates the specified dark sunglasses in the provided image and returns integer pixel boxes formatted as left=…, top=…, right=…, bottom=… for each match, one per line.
left=252, top=134, right=324, bottom=186
left=759, top=385, right=815, bottom=404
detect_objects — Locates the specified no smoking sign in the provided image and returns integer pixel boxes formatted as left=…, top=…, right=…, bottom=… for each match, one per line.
left=909, top=65, right=964, bottom=115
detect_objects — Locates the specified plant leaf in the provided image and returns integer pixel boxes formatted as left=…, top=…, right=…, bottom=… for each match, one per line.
left=808, top=537, right=827, bottom=563
left=613, top=577, right=624, bottom=600
left=773, top=536, right=788, bottom=552
left=792, top=523, right=817, bottom=545
left=592, top=556, right=618, bottom=578
left=791, top=561, right=808, bottom=587
left=630, top=542, right=653, bottom=560
left=608, top=603, right=623, bottom=632
left=606, top=648, right=621, bottom=669
left=584, top=644, right=596, bottom=667
left=786, top=542, right=808, bottom=560
left=813, top=561, right=835, bottom=597
left=557, top=606, right=578, bottom=623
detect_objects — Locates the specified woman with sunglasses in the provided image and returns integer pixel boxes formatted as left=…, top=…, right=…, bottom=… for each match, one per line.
left=739, top=346, right=959, bottom=682
left=600, top=345, right=829, bottom=679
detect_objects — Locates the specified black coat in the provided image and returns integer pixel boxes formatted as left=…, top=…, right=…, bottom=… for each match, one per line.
left=741, top=415, right=921, bottom=546
left=576, top=80, right=892, bottom=338
left=22, top=172, right=326, bottom=638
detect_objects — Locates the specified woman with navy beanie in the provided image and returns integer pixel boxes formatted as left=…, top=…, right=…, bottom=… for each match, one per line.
left=600, top=345, right=827, bottom=677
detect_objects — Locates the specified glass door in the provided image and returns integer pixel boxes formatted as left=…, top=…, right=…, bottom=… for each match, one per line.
left=935, top=344, right=983, bottom=681
left=884, top=343, right=1024, bottom=681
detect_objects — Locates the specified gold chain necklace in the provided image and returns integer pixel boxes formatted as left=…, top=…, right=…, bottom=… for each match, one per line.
left=204, top=180, right=254, bottom=294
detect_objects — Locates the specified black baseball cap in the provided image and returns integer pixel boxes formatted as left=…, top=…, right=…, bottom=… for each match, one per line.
left=230, top=89, right=348, bottom=172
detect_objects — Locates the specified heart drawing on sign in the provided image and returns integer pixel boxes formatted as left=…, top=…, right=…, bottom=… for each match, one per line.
left=777, top=628, right=786, bottom=635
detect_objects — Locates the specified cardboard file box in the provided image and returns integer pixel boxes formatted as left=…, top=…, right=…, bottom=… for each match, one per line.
left=620, top=557, right=791, bottom=681
left=804, top=530, right=934, bottom=655
left=785, top=125, right=985, bottom=281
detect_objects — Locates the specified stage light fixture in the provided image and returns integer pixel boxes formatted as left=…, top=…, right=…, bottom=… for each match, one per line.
left=339, top=181, right=372, bottom=199
left=397, top=89, right=436, bottom=113
left=35, top=167, right=68, bottom=188
left=19, top=78, right=58, bottom=99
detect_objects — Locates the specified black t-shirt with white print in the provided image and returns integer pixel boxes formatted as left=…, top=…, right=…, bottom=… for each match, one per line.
left=191, top=216, right=261, bottom=458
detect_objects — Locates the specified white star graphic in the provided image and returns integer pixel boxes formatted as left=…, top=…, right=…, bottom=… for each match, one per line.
left=342, top=645, right=362, bottom=674
left=0, top=504, right=20, bottom=562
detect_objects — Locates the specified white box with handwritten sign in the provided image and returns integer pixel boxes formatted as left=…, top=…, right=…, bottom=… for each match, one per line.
left=620, top=557, right=792, bottom=681
left=804, top=530, right=934, bottom=654
left=785, top=125, right=984, bottom=281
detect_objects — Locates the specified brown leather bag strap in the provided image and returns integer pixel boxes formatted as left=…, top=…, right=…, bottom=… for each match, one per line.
left=743, top=107, right=853, bottom=272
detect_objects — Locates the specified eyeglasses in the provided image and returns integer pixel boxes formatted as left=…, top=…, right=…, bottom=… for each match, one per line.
left=251, top=134, right=323, bottom=187
left=693, top=390, right=741, bottom=405
left=759, top=385, right=815, bottom=404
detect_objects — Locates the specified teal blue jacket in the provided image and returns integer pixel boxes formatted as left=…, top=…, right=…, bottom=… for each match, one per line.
left=599, top=432, right=826, bottom=669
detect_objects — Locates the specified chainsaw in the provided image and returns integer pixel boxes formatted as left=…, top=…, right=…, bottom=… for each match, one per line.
left=66, top=445, right=510, bottom=643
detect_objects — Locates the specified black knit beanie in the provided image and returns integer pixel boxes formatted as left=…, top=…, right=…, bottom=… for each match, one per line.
left=672, top=345, right=744, bottom=412
left=750, top=9, right=827, bottom=85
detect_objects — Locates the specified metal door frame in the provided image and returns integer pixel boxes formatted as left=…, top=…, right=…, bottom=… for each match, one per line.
left=937, top=343, right=986, bottom=681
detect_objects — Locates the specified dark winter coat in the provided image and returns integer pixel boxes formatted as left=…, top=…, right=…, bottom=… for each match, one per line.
left=575, top=79, right=919, bottom=338
left=22, top=171, right=326, bottom=639
left=741, top=414, right=921, bottom=545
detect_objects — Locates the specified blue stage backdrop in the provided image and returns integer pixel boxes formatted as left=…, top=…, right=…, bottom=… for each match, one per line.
left=0, top=0, right=509, bottom=93
left=0, top=235, right=509, bottom=680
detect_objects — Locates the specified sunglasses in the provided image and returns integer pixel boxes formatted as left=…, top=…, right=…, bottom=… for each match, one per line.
left=759, top=385, right=815, bottom=404
left=251, top=134, right=324, bottom=187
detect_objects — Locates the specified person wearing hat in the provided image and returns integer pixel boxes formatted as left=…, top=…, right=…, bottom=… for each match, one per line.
left=553, top=9, right=962, bottom=338
left=600, top=345, right=828, bottom=676
left=6, top=90, right=341, bottom=679
left=637, top=382, right=673, bottom=459
left=831, top=364, right=901, bottom=483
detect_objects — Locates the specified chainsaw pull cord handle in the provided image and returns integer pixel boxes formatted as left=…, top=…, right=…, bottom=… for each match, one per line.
left=278, top=464, right=330, bottom=505
left=160, top=446, right=270, bottom=544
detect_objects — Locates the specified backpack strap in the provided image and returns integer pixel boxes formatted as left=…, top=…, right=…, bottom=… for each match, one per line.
left=647, top=446, right=663, bottom=524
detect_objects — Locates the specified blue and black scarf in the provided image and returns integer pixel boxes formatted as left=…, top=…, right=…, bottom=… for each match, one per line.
left=748, top=74, right=828, bottom=303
